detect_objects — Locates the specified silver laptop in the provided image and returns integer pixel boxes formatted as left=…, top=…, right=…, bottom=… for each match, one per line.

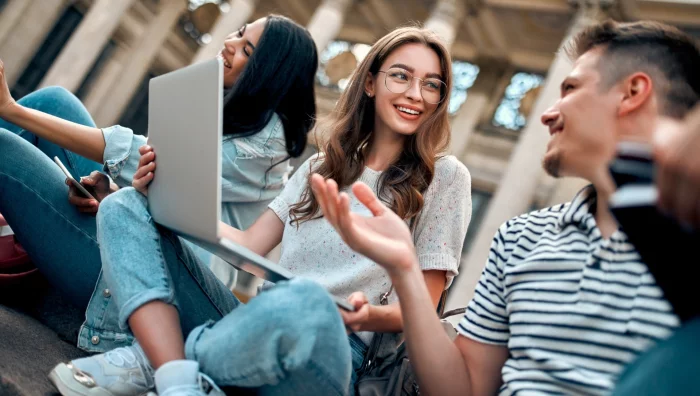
left=145, top=59, right=353, bottom=311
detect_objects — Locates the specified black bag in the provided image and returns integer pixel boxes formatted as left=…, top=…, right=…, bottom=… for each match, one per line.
left=354, top=288, right=466, bottom=396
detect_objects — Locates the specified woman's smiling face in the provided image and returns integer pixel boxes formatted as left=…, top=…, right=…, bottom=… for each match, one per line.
left=218, top=17, right=266, bottom=88
left=365, top=43, right=444, bottom=137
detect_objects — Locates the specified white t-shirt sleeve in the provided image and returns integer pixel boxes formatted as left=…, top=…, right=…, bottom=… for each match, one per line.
left=457, top=223, right=510, bottom=346
left=268, top=155, right=321, bottom=224
left=413, top=156, right=472, bottom=288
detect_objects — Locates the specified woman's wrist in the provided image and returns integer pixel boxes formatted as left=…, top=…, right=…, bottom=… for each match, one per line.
left=362, top=303, right=403, bottom=333
left=0, top=100, right=19, bottom=120
left=389, top=263, right=425, bottom=297
left=386, top=254, right=421, bottom=283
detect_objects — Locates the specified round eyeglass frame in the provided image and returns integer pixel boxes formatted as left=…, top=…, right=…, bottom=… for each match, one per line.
left=376, top=69, right=447, bottom=104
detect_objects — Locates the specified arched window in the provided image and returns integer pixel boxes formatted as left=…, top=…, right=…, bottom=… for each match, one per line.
left=449, top=61, right=480, bottom=115
left=316, top=40, right=371, bottom=91
left=492, top=71, right=544, bottom=131
left=183, top=0, right=231, bottom=46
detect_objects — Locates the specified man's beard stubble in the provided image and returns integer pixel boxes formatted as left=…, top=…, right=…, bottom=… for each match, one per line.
left=543, top=154, right=561, bottom=178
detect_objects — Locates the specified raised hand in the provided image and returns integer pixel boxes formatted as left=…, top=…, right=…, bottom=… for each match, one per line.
left=133, top=145, right=156, bottom=196
left=0, top=59, right=17, bottom=117
left=309, top=173, right=418, bottom=278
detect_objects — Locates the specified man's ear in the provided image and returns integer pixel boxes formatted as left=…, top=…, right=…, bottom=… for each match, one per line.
left=618, top=72, right=654, bottom=116
left=364, top=72, right=375, bottom=98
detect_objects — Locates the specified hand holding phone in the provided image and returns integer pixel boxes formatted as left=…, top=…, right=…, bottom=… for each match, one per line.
left=54, top=157, right=97, bottom=201
left=609, top=142, right=699, bottom=322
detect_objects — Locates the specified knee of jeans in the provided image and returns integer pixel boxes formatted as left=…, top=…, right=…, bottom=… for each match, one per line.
left=261, top=279, right=351, bottom=373
left=275, top=278, right=346, bottom=334
left=0, top=129, right=23, bottom=167
left=97, top=187, right=148, bottom=229
left=33, top=86, right=80, bottom=107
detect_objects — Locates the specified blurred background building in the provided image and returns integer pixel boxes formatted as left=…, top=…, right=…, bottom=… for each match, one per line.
left=1, top=0, right=698, bottom=310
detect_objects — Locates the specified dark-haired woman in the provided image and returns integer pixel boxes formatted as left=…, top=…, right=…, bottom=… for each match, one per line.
left=0, top=15, right=317, bottom=394
left=57, top=26, right=473, bottom=395
left=0, top=15, right=316, bottom=299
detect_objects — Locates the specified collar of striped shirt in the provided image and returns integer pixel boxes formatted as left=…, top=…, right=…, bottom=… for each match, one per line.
left=557, top=184, right=629, bottom=243
left=559, top=184, right=597, bottom=229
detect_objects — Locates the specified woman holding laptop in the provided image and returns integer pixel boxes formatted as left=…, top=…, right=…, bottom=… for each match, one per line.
left=54, top=27, right=473, bottom=396
left=0, top=15, right=317, bottom=303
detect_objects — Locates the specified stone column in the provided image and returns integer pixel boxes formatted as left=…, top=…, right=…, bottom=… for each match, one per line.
left=449, top=60, right=508, bottom=157
left=306, top=0, right=354, bottom=54
left=0, top=0, right=66, bottom=87
left=39, top=0, right=138, bottom=92
left=424, top=0, right=466, bottom=48
left=83, top=45, right=130, bottom=117
left=0, top=0, right=33, bottom=47
left=192, top=0, right=258, bottom=65
left=446, top=1, right=608, bottom=312
left=93, top=1, right=188, bottom=126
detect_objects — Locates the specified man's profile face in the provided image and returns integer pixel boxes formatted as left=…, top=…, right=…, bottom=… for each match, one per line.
left=540, top=47, right=621, bottom=179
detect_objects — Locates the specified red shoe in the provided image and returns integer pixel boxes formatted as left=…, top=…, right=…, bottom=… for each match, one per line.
left=0, top=213, right=38, bottom=286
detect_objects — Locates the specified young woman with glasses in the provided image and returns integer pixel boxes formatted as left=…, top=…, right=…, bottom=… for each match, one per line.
left=51, top=26, right=472, bottom=395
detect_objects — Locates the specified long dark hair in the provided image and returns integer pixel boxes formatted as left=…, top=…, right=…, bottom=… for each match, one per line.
left=222, top=15, right=318, bottom=157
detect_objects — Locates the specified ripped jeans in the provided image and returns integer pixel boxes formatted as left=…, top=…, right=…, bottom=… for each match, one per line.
left=90, top=187, right=360, bottom=395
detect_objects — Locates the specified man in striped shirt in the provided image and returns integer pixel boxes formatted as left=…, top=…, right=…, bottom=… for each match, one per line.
left=311, top=19, right=700, bottom=395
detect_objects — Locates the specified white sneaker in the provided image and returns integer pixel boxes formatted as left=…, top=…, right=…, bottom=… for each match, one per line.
left=155, top=360, right=224, bottom=396
left=49, top=344, right=155, bottom=396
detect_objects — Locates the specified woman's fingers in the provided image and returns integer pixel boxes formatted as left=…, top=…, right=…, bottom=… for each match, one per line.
left=67, top=184, right=99, bottom=214
left=137, top=151, right=155, bottom=170
left=336, top=192, right=357, bottom=243
left=79, top=175, right=97, bottom=186
left=324, top=179, right=340, bottom=225
left=133, top=160, right=156, bottom=180
left=310, top=174, right=330, bottom=218
left=347, top=291, right=368, bottom=307
left=133, top=172, right=154, bottom=195
left=138, top=144, right=152, bottom=156
left=311, top=174, right=356, bottom=238
left=352, top=182, right=386, bottom=217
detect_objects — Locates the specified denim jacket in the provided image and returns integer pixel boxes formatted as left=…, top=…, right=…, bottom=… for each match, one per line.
left=78, top=114, right=290, bottom=352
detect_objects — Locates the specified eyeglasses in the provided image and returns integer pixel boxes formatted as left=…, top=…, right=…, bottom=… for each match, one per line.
left=377, top=68, right=447, bottom=104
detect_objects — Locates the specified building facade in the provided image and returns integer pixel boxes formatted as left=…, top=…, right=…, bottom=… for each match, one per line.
left=1, top=0, right=699, bottom=307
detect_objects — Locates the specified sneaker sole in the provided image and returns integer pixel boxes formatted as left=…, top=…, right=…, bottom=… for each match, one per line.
left=49, top=363, right=118, bottom=396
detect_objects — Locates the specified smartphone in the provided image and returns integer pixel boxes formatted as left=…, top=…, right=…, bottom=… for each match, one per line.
left=53, top=156, right=98, bottom=201
left=609, top=142, right=698, bottom=322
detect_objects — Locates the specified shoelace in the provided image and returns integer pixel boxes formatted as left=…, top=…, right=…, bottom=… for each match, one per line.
left=104, top=347, right=139, bottom=368
left=103, top=345, right=155, bottom=388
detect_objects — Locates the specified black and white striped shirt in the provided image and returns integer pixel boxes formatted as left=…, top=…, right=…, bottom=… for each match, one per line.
left=459, top=186, right=679, bottom=395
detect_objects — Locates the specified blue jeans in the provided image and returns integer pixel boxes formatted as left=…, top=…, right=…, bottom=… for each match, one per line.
left=613, top=316, right=700, bottom=395
left=95, top=188, right=362, bottom=395
left=0, top=86, right=103, bottom=307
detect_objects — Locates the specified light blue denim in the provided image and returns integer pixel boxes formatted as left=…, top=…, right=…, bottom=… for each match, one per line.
left=100, top=113, right=290, bottom=288
left=92, top=188, right=363, bottom=394
left=0, top=87, right=103, bottom=306
left=0, top=86, right=290, bottom=309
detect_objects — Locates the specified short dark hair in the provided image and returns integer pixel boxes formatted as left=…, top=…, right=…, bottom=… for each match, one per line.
left=566, top=19, right=700, bottom=119
left=223, top=15, right=318, bottom=157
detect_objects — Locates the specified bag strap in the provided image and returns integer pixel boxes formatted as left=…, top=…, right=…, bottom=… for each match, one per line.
left=357, top=287, right=393, bottom=375
left=359, top=285, right=455, bottom=374
left=440, top=307, right=467, bottom=319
